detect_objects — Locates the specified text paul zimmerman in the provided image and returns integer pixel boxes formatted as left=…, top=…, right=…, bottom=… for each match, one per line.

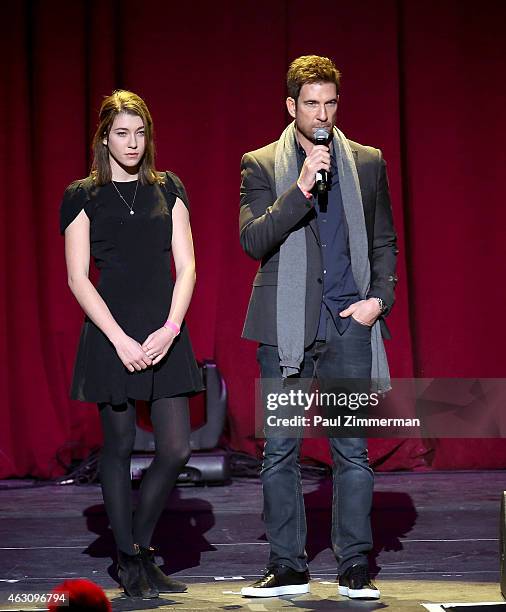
left=265, top=414, right=421, bottom=428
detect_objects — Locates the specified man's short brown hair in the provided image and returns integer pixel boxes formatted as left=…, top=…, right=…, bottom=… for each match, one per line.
left=287, top=55, right=341, bottom=102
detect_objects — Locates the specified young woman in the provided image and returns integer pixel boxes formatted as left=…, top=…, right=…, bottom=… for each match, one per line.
left=60, top=90, right=202, bottom=598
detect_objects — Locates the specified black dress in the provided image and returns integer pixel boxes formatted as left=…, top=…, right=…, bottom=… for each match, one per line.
left=60, top=171, right=203, bottom=404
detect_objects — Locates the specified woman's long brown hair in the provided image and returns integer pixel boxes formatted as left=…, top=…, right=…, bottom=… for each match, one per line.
left=90, top=90, right=161, bottom=186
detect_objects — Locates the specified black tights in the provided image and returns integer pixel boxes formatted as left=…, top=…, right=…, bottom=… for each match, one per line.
left=98, top=397, right=191, bottom=554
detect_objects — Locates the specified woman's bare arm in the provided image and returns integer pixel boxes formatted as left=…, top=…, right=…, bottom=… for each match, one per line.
left=166, top=197, right=196, bottom=326
left=142, top=197, right=196, bottom=364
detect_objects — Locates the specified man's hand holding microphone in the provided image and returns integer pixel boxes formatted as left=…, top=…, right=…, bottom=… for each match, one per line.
left=297, top=128, right=331, bottom=194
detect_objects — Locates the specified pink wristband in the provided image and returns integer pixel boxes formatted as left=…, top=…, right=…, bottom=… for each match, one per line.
left=163, top=319, right=180, bottom=335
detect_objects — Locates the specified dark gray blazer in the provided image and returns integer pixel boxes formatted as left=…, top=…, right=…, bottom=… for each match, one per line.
left=239, top=138, right=398, bottom=347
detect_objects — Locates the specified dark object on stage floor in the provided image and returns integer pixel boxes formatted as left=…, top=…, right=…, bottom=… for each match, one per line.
left=131, top=450, right=230, bottom=484
left=501, top=491, right=506, bottom=600
left=189, top=360, right=228, bottom=451
left=132, top=360, right=230, bottom=484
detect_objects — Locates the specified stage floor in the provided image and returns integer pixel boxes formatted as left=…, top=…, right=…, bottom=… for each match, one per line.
left=0, top=470, right=504, bottom=610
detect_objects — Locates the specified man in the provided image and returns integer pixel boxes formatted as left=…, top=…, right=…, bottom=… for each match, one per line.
left=238, top=55, right=397, bottom=599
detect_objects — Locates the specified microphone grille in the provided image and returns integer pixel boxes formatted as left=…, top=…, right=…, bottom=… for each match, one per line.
left=314, top=128, right=330, bottom=143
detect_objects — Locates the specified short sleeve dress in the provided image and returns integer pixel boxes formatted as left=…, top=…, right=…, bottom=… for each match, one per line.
left=60, top=171, right=203, bottom=405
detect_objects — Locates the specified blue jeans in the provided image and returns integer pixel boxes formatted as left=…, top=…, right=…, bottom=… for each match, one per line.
left=258, top=315, right=374, bottom=573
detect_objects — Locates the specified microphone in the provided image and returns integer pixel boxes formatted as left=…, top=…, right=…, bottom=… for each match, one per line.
left=313, top=128, right=330, bottom=195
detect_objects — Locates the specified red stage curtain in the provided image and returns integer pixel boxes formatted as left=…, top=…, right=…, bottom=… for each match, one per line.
left=1, top=0, right=505, bottom=478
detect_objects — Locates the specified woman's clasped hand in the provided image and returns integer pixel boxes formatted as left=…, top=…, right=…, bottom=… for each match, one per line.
left=112, top=327, right=178, bottom=372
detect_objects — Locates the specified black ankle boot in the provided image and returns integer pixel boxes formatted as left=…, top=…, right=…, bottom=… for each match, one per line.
left=138, top=546, right=187, bottom=593
left=117, top=549, right=159, bottom=598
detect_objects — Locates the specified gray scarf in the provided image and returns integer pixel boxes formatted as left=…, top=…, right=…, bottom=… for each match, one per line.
left=275, top=122, right=391, bottom=392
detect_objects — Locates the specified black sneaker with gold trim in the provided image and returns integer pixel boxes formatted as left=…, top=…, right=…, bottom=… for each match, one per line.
left=338, top=564, right=380, bottom=599
left=241, top=565, right=310, bottom=597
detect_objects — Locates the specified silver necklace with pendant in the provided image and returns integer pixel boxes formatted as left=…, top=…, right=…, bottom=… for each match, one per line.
left=112, top=179, right=139, bottom=215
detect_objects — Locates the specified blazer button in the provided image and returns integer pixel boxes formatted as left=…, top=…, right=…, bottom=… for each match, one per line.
left=317, top=278, right=322, bottom=284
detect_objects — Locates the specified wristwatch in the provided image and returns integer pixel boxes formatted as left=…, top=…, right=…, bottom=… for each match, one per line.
left=371, top=296, right=387, bottom=314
